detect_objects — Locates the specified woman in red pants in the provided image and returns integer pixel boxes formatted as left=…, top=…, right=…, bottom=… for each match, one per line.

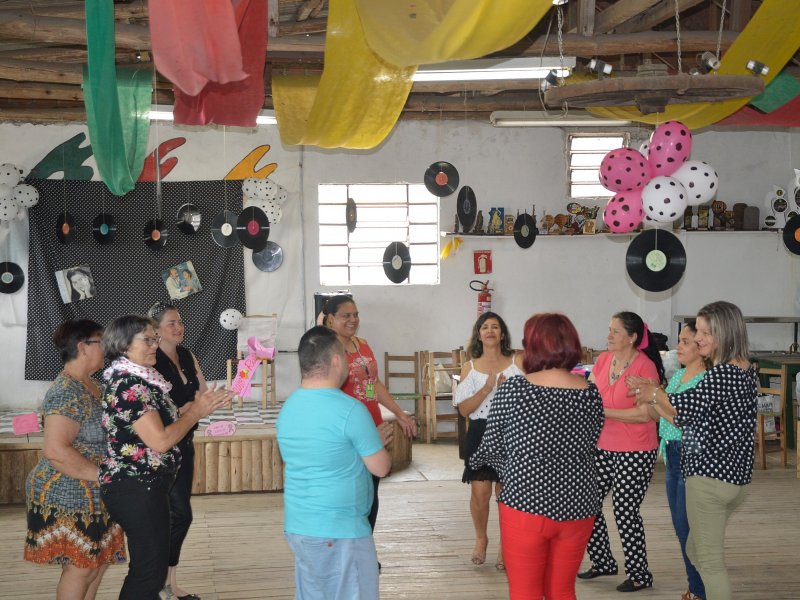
left=470, top=313, right=604, bottom=599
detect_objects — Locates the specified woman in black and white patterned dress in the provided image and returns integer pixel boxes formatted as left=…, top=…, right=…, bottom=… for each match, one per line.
left=470, top=313, right=604, bottom=599
left=630, top=301, right=757, bottom=600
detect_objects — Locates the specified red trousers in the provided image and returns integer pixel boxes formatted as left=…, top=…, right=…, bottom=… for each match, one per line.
left=499, top=503, right=594, bottom=600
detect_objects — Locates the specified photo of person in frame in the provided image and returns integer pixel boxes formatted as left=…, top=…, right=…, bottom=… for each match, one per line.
left=55, top=265, right=97, bottom=304
left=162, top=261, right=202, bottom=300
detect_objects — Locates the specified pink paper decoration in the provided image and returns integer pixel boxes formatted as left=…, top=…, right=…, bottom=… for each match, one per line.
left=12, top=412, right=40, bottom=435
left=204, top=421, right=237, bottom=437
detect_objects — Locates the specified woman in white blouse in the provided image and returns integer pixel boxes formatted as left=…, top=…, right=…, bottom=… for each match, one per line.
left=454, top=312, right=523, bottom=569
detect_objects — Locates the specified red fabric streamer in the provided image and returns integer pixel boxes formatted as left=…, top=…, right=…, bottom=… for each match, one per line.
left=149, top=0, right=250, bottom=97
left=172, top=0, right=268, bottom=128
left=717, top=96, right=800, bottom=128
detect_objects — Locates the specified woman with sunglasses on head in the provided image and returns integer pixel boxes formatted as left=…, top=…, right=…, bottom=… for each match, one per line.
left=629, top=302, right=757, bottom=600
left=24, top=319, right=126, bottom=600
left=148, top=303, right=209, bottom=600
left=454, top=311, right=523, bottom=570
left=99, top=315, right=232, bottom=600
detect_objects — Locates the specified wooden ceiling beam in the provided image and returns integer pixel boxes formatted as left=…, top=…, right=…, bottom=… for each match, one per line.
left=729, top=0, right=752, bottom=32
left=0, top=57, right=82, bottom=85
left=0, top=12, right=149, bottom=50
left=0, top=79, right=82, bottom=101
left=595, top=0, right=661, bottom=34
left=297, top=0, right=326, bottom=21
left=613, top=0, right=705, bottom=34
left=0, top=2, right=148, bottom=21
left=577, top=0, right=596, bottom=37
left=0, top=106, right=86, bottom=124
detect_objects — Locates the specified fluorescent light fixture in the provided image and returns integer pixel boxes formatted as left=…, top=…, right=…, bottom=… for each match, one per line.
left=490, top=111, right=632, bottom=128
left=413, top=57, right=575, bottom=82
left=148, top=108, right=278, bottom=125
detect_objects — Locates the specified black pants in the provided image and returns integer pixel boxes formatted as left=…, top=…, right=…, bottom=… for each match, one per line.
left=102, top=474, right=175, bottom=600
left=368, top=474, right=380, bottom=532
left=169, top=438, right=195, bottom=567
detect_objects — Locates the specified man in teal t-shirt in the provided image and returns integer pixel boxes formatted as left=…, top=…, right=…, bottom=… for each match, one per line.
left=277, top=326, right=391, bottom=600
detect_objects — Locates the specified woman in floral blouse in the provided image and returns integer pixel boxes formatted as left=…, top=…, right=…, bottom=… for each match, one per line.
left=99, top=315, right=232, bottom=600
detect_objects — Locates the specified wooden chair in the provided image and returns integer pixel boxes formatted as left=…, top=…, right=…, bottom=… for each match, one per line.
left=225, top=314, right=278, bottom=410
left=384, top=351, right=422, bottom=437
left=755, top=366, right=787, bottom=469
left=420, top=349, right=464, bottom=443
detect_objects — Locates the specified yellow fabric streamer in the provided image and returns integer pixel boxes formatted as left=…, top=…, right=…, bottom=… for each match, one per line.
left=440, top=236, right=462, bottom=259
left=586, top=0, right=800, bottom=129
left=272, top=0, right=414, bottom=149
left=355, top=0, right=555, bottom=67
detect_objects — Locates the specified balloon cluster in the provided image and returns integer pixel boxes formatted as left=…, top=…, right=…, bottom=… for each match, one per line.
left=599, top=121, right=719, bottom=233
left=242, top=177, right=288, bottom=226
left=0, top=163, right=37, bottom=222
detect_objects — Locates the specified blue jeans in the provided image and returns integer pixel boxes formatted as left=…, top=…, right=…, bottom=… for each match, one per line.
left=285, top=533, right=379, bottom=600
left=665, top=441, right=706, bottom=599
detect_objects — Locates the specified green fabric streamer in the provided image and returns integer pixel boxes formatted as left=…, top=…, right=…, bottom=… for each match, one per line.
left=83, top=0, right=151, bottom=195
left=750, top=71, right=800, bottom=113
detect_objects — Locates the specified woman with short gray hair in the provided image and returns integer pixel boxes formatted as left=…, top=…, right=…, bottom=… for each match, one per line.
left=99, top=314, right=232, bottom=600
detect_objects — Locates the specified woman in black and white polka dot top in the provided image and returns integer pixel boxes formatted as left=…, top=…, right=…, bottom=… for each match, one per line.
left=470, top=313, right=603, bottom=600
left=629, top=301, right=757, bottom=600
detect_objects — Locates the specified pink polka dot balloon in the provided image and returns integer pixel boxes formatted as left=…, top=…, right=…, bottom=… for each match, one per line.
left=602, top=190, right=644, bottom=233
left=599, top=148, right=651, bottom=193
left=642, top=176, right=688, bottom=223
left=648, top=121, right=692, bottom=177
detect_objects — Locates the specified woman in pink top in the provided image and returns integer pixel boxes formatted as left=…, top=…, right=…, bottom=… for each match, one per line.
left=577, top=311, right=665, bottom=593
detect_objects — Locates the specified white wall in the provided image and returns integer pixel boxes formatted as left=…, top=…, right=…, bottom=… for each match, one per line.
left=0, top=120, right=798, bottom=409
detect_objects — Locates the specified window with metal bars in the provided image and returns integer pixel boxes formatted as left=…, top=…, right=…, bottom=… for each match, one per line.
left=318, top=184, right=440, bottom=286
left=568, top=133, right=629, bottom=199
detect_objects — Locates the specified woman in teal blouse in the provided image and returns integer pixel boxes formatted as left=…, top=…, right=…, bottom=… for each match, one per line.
left=659, top=321, right=707, bottom=600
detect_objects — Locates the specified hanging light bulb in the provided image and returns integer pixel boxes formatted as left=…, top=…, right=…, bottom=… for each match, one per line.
left=700, top=51, right=720, bottom=71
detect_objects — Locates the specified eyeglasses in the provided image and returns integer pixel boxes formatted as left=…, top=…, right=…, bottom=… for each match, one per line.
left=83, top=340, right=103, bottom=345
left=135, top=335, right=162, bottom=347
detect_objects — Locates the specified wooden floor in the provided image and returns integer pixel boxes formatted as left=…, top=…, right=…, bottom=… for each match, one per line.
left=1, top=443, right=798, bottom=599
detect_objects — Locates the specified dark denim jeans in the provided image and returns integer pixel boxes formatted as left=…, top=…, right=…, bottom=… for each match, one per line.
left=169, top=438, right=195, bottom=567
left=102, top=473, right=175, bottom=600
left=665, top=440, right=706, bottom=599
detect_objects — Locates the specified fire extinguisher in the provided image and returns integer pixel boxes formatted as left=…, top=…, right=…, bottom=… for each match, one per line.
left=470, top=280, right=492, bottom=317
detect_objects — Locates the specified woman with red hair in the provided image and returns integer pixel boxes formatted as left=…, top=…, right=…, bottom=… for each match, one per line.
left=470, top=313, right=604, bottom=599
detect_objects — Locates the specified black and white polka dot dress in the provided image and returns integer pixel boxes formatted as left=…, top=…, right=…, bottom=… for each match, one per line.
left=469, top=375, right=604, bottom=521
left=671, top=363, right=758, bottom=485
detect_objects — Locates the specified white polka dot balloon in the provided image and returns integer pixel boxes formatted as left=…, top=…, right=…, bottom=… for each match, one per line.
left=13, top=183, right=39, bottom=208
left=671, top=160, right=719, bottom=206
left=0, top=182, right=12, bottom=200
left=0, top=163, right=23, bottom=187
left=261, top=178, right=278, bottom=201
left=242, top=177, right=261, bottom=199
left=274, top=186, right=288, bottom=206
left=262, top=200, right=282, bottom=224
left=0, top=196, right=20, bottom=222
left=219, top=308, right=243, bottom=331
left=642, top=176, right=688, bottom=223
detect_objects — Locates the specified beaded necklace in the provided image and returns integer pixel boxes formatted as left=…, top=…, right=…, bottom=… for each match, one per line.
left=609, top=353, right=636, bottom=385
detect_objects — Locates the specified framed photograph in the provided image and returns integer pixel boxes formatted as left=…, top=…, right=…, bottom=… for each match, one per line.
left=55, top=265, right=96, bottom=304
left=488, top=207, right=504, bottom=234
left=162, top=260, right=202, bottom=300
left=504, top=214, right=515, bottom=235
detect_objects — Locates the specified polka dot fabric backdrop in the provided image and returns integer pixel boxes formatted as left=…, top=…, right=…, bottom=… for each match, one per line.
left=24, top=180, right=246, bottom=381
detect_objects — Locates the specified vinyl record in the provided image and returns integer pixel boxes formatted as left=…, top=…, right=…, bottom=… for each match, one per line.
left=346, top=197, right=357, bottom=233
left=513, top=212, right=537, bottom=249
left=252, top=241, right=284, bottom=272
left=382, top=241, right=411, bottom=284
left=92, top=212, right=117, bottom=245
left=457, top=186, right=477, bottom=232
left=236, top=206, right=270, bottom=251
left=211, top=210, right=239, bottom=248
left=0, top=261, right=23, bottom=294
left=176, top=203, right=202, bottom=235
left=626, top=229, right=686, bottom=292
left=56, top=212, right=76, bottom=244
left=782, top=215, right=800, bottom=255
left=424, top=161, right=459, bottom=197
left=143, top=219, right=168, bottom=250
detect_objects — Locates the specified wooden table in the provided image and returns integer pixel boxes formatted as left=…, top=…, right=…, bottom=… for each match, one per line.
left=752, top=353, right=800, bottom=450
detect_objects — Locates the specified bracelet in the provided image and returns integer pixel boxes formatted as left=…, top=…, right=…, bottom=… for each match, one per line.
left=649, top=388, right=659, bottom=405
